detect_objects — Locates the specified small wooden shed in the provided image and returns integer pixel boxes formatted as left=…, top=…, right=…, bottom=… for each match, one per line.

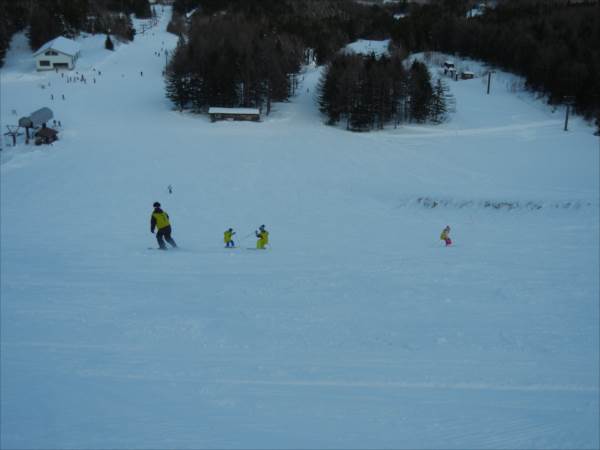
left=34, top=125, right=59, bottom=145
left=208, top=107, right=260, bottom=122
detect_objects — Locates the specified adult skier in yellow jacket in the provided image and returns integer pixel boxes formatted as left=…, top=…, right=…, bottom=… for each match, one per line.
left=150, top=202, right=177, bottom=250
left=256, top=224, right=269, bottom=249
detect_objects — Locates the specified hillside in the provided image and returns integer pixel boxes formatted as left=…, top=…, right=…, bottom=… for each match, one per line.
left=1, top=7, right=599, bottom=449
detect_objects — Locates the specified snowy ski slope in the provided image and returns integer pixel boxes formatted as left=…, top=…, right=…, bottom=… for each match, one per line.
left=1, top=8, right=599, bottom=449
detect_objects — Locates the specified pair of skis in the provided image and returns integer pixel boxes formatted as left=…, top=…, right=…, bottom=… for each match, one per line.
left=227, top=246, right=267, bottom=251
left=147, top=246, right=268, bottom=251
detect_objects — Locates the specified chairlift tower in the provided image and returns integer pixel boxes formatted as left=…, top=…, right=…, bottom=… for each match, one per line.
left=4, top=125, right=23, bottom=147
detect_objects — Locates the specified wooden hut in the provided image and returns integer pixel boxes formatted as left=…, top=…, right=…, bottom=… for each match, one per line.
left=34, top=124, right=59, bottom=145
left=208, top=107, right=260, bottom=122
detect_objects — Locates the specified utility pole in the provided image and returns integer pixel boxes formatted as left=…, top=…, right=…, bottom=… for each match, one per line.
left=564, top=96, right=575, bottom=132
left=487, top=70, right=495, bottom=95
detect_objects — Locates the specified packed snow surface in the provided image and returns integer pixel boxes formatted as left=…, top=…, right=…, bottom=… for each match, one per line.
left=1, top=8, right=599, bottom=449
left=343, top=39, right=391, bottom=57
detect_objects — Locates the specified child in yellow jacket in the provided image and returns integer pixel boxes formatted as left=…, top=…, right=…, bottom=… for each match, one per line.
left=256, top=224, right=269, bottom=249
left=224, top=228, right=236, bottom=248
left=440, top=225, right=452, bottom=246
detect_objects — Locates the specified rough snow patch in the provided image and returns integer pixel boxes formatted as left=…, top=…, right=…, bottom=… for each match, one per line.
left=343, top=39, right=390, bottom=58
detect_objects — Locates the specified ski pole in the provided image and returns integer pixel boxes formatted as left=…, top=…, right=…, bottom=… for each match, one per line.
left=239, top=232, right=255, bottom=242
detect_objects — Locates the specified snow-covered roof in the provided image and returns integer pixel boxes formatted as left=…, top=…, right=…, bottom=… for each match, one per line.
left=18, top=107, right=53, bottom=128
left=33, top=37, right=81, bottom=57
left=208, top=107, right=260, bottom=115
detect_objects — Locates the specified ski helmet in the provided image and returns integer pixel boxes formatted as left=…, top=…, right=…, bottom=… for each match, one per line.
left=153, top=202, right=161, bottom=207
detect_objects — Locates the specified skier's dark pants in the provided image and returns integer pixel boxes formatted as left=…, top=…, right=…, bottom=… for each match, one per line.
left=156, top=225, right=177, bottom=249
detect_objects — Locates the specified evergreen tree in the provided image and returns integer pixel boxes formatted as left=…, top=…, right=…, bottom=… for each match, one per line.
left=28, top=7, right=62, bottom=51
left=391, top=56, right=409, bottom=126
left=348, top=72, right=372, bottom=131
left=0, top=20, right=12, bottom=67
left=429, top=79, right=448, bottom=123
left=165, top=68, right=192, bottom=112
left=408, top=61, right=432, bottom=123
left=165, top=38, right=192, bottom=111
left=126, top=0, right=152, bottom=18
left=105, top=34, right=114, bottom=51
left=319, top=53, right=408, bottom=131
left=391, top=1, right=600, bottom=119
left=318, top=60, right=342, bottom=124
left=170, top=11, right=304, bottom=113
left=318, top=54, right=361, bottom=126
left=61, top=0, right=89, bottom=32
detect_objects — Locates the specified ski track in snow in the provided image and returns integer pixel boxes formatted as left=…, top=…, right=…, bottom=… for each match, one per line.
left=1, top=7, right=599, bottom=450
left=218, top=378, right=599, bottom=393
